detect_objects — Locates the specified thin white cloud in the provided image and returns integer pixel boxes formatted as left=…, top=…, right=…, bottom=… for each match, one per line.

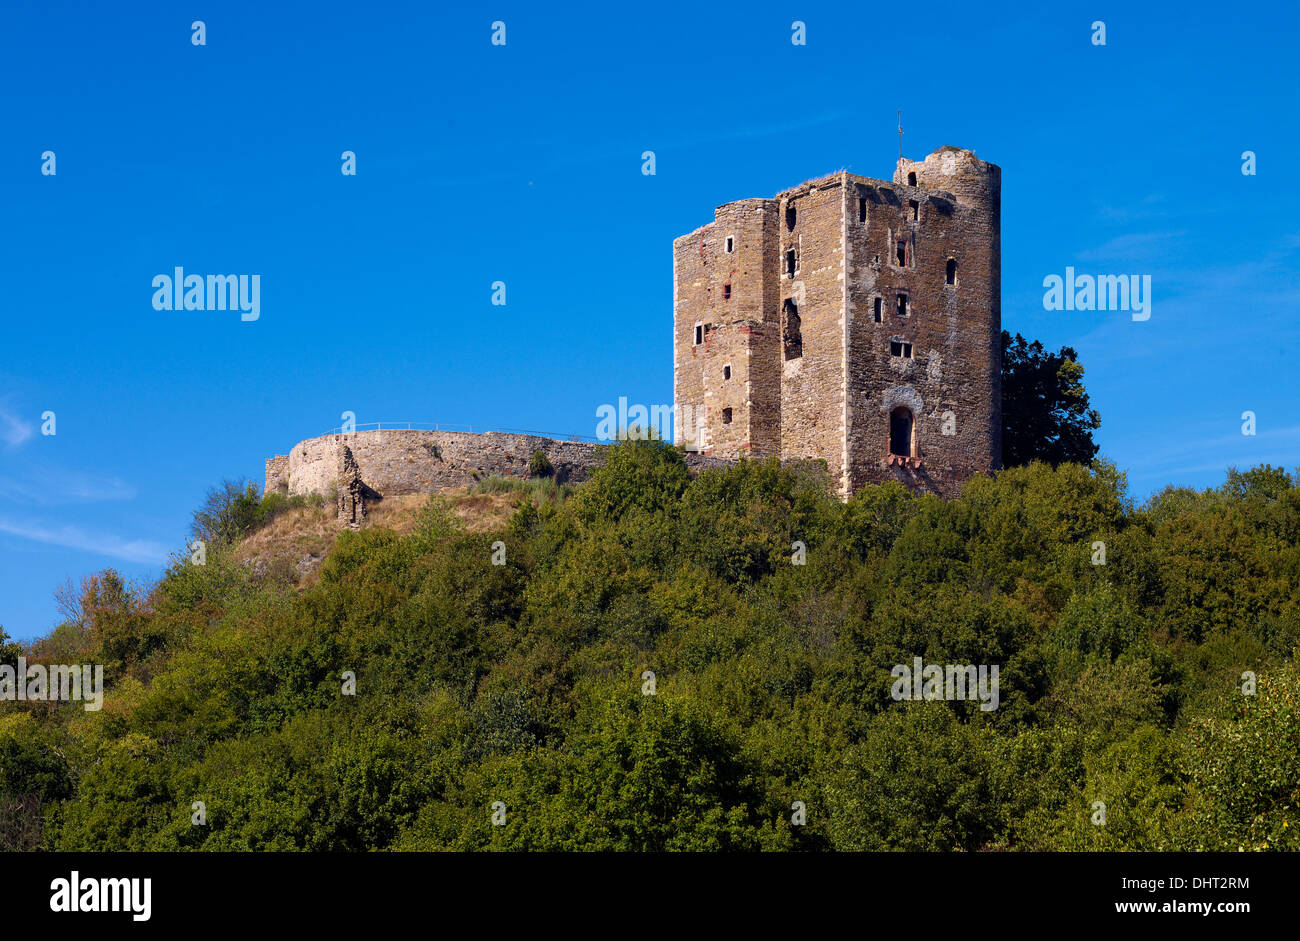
left=0, top=470, right=137, bottom=505
left=1095, top=193, right=1167, bottom=224
left=1120, top=424, right=1300, bottom=484
left=0, top=518, right=168, bottom=565
left=1123, top=424, right=1300, bottom=468
left=1075, top=229, right=1187, bottom=264
left=0, top=404, right=34, bottom=447
left=1058, top=238, right=1300, bottom=359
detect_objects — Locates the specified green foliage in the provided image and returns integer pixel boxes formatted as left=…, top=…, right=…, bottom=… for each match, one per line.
left=1000, top=331, right=1101, bottom=468
left=473, top=474, right=572, bottom=506
left=8, top=454, right=1299, bottom=851
left=0, top=628, right=23, bottom=665
left=190, top=478, right=323, bottom=547
left=820, top=704, right=1008, bottom=850
left=569, top=439, right=690, bottom=524
left=1175, top=665, right=1300, bottom=850
left=528, top=449, right=553, bottom=478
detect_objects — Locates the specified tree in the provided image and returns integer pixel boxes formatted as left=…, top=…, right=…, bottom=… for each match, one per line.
left=568, top=439, right=690, bottom=525
left=0, top=628, right=24, bottom=664
left=190, top=479, right=262, bottom=547
left=1001, top=331, right=1100, bottom=468
left=1176, top=665, right=1300, bottom=850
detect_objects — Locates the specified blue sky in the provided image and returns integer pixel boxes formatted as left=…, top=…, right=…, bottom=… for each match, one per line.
left=1, top=0, right=1297, bottom=641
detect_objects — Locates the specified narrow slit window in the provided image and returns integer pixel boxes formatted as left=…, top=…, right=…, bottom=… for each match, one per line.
left=786, top=249, right=797, bottom=275
left=782, top=298, right=802, bottom=360
left=896, top=294, right=908, bottom=318
left=858, top=197, right=867, bottom=223
left=694, top=322, right=703, bottom=345
left=723, top=364, right=732, bottom=380
left=786, top=205, right=796, bottom=230
left=873, top=297, right=883, bottom=322
left=722, top=282, right=732, bottom=300
left=909, top=199, right=919, bottom=221
left=896, top=241, right=907, bottom=266
left=946, top=258, right=957, bottom=285
left=724, top=236, right=734, bottom=253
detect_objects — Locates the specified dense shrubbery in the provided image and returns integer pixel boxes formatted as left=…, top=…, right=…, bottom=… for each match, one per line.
left=2, top=443, right=1298, bottom=851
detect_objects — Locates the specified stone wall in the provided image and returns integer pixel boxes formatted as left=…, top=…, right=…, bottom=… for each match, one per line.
left=266, top=429, right=734, bottom=502
left=778, top=176, right=849, bottom=494
left=673, top=198, right=783, bottom=457
left=864, top=146, right=1001, bottom=495
left=673, top=144, right=1001, bottom=499
left=265, top=455, right=290, bottom=494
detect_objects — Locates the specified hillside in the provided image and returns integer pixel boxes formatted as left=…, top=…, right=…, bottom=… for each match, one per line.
left=2, top=442, right=1299, bottom=851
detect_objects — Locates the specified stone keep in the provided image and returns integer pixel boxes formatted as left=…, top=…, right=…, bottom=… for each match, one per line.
left=672, top=145, right=1002, bottom=498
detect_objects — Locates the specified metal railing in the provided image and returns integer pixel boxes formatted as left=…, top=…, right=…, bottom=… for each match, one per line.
left=318, top=421, right=603, bottom=443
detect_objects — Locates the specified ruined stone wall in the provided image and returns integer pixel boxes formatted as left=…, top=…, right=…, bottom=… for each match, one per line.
left=855, top=146, right=999, bottom=496
left=268, top=429, right=735, bottom=500
left=778, top=177, right=848, bottom=493
left=672, top=198, right=781, bottom=456
left=673, top=145, right=1001, bottom=500
left=275, top=430, right=605, bottom=498
left=265, top=455, right=290, bottom=494
left=753, top=207, right=784, bottom=456
left=673, top=219, right=713, bottom=450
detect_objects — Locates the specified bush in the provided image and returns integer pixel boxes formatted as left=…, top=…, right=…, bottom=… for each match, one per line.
left=190, top=479, right=323, bottom=548
left=17, top=461, right=1300, bottom=852
left=528, top=449, right=553, bottom=478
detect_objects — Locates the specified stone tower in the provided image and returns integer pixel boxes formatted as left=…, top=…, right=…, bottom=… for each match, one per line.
left=672, top=145, right=1001, bottom=498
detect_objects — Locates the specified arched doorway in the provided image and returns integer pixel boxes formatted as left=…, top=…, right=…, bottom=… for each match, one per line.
left=889, top=407, right=914, bottom=458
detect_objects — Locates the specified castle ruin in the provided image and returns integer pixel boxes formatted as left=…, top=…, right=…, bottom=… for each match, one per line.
left=672, top=145, right=1002, bottom=497
left=267, top=145, right=1002, bottom=517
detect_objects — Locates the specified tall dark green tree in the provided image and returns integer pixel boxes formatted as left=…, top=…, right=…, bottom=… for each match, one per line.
left=1001, top=331, right=1101, bottom=467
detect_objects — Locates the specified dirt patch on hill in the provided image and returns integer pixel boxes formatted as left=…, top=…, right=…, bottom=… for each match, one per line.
left=232, top=489, right=523, bottom=589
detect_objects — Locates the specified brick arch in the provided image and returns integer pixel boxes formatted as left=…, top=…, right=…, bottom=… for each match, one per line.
left=881, top=385, right=924, bottom=416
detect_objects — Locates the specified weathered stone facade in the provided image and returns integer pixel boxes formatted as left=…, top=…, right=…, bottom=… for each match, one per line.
left=336, top=445, right=367, bottom=529
left=673, top=145, right=1001, bottom=498
left=265, top=429, right=733, bottom=509
left=264, top=454, right=290, bottom=494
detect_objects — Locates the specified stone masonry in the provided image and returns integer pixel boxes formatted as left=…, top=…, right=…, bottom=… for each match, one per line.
left=265, top=145, right=1000, bottom=516
left=265, top=430, right=733, bottom=520
left=336, top=445, right=367, bottom=530
left=672, top=145, right=1002, bottom=498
